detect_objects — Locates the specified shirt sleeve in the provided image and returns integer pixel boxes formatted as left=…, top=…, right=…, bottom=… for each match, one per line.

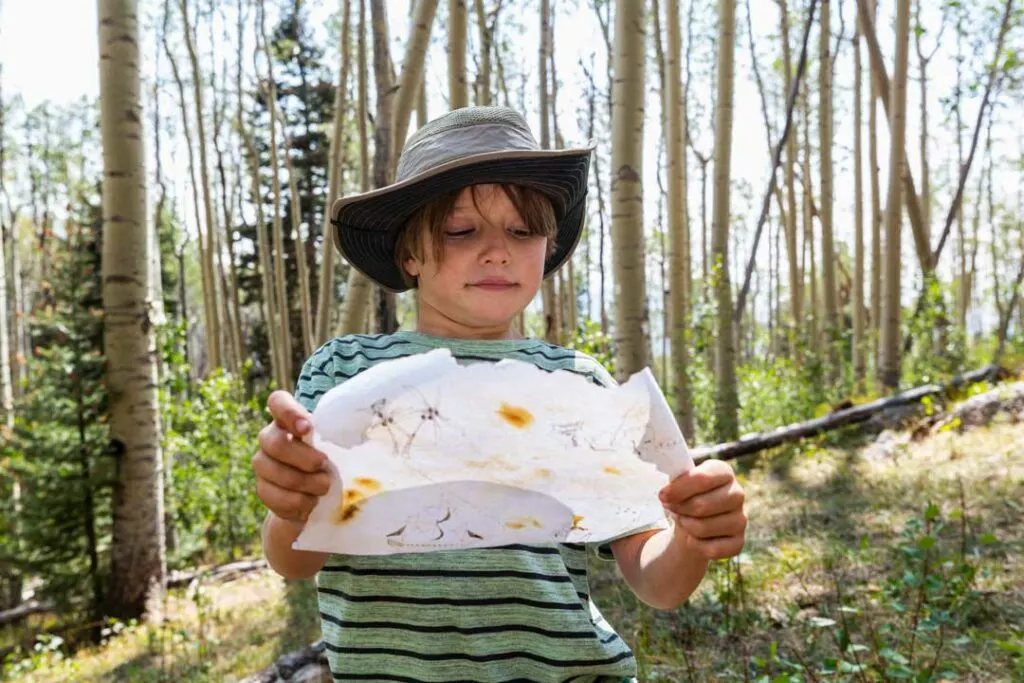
left=294, top=340, right=344, bottom=413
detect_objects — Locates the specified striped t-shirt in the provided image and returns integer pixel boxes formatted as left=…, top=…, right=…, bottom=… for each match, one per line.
left=294, top=330, right=643, bottom=682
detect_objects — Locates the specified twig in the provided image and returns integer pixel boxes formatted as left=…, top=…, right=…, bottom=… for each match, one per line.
left=831, top=561, right=869, bottom=683
left=907, top=512, right=934, bottom=667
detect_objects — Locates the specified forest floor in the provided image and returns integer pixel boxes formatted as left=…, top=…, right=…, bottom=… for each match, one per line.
left=5, top=413, right=1023, bottom=681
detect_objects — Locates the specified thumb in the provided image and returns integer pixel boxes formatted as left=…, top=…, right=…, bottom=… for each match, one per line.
left=267, top=390, right=313, bottom=439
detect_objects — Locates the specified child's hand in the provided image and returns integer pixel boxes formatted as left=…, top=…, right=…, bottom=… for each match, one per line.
left=252, top=390, right=332, bottom=527
left=658, top=459, right=747, bottom=561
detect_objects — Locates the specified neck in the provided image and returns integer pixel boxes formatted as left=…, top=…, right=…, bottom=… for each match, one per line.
left=414, top=301, right=523, bottom=341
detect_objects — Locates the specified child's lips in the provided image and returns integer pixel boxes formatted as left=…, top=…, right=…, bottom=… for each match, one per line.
left=469, top=278, right=518, bottom=290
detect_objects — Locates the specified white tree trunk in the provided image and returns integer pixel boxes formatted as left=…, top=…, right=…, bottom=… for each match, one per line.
left=98, top=0, right=166, bottom=619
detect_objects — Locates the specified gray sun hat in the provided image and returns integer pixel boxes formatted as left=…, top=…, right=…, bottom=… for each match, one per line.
left=329, top=106, right=593, bottom=293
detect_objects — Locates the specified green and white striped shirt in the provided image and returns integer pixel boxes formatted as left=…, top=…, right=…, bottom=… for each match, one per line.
left=294, top=330, right=641, bottom=682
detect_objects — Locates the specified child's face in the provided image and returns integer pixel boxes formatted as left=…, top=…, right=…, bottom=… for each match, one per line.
left=404, top=184, right=547, bottom=338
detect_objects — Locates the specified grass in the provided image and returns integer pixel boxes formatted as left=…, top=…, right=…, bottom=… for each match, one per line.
left=5, top=419, right=1023, bottom=682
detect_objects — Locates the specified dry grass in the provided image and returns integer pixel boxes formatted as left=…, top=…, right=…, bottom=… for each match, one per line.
left=6, top=418, right=1023, bottom=682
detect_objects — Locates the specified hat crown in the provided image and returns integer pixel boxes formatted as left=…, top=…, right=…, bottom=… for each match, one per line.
left=395, top=106, right=541, bottom=182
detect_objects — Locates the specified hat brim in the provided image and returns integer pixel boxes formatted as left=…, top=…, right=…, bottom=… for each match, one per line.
left=330, top=148, right=592, bottom=293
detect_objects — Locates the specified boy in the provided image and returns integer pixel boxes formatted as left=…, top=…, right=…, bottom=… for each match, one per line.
left=252, top=106, right=747, bottom=682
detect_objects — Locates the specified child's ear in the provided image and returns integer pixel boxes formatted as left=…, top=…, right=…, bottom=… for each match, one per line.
left=403, top=256, right=420, bottom=278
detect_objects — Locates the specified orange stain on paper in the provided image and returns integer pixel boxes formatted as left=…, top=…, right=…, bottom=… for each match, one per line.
left=497, top=403, right=534, bottom=429
left=603, top=465, right=622, bottom=475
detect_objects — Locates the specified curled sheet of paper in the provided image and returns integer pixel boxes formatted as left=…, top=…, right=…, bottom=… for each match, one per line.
left=293, top=349, right=693, bottom=555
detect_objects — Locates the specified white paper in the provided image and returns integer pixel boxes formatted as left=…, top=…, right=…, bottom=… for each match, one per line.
left=293, top=349, right=693, bottom=555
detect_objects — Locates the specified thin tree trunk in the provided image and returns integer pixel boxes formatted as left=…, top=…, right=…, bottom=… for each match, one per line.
left=912, top=0, right=945, bottom=245
left=955, top=6, right=967, bottom=332
left=855, top=0, right=932, bottom=275
left=818, top=0, right=839, bottom=374
left=339, top=0, right=373, bottom=336
left=802, top=86, right=819, bottom=353
left=0, top=71, right=21, bottom=610
left=237, top=0, right=280, bottom=387
left=474, top=0, right=491, bottom=105
left=879, top=0, right=911, bottom=391
left=777, top=0, right=802, bottom=335
left=610, top=0, right=649, bottom=378
left=98, top=0, right=166, bottom=619
left=853, top=20, right=866, bottom=390
left=549, top=5, right=568, bottom=341
left=712, top=0, right=739, bottom=440
left=259, top=0, right=295, bottom=385
left=868, top=0, right=881, bottom=366
left=581, top=64, right=608, bottom=337
left=164, top=10, right=215, bottom=376
left=448, top=0, right=468, bottom=109
left=665, top=0, right=694, bottom=439
left=390, top=0, right=440, bottom=160
left=273, top=108, right=315, bottom=357
left=539, top=0, right=558, bottom=342
left=179, top=0, right=223, bottom=370
left=210, top=56, right=243, bottom=373
left=314, top=0, right=352, bottom=345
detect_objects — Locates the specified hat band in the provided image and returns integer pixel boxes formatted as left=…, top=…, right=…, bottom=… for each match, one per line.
left=396, top=123, right=540, bottom=180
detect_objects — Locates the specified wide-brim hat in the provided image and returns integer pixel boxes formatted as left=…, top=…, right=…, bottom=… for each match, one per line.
left=329, top=106, right=593, bottom=293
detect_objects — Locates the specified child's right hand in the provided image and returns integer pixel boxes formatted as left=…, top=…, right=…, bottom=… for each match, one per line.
left=252, top=390, right=332, bottom=527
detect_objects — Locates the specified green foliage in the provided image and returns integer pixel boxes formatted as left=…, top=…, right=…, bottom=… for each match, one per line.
left=2, top=189, right=113, bottom=623
left=566, top=319, right=616, bottom=376
left=159, top=325, right=268, bottom=569
left=904, top=278, right=968, bottom=387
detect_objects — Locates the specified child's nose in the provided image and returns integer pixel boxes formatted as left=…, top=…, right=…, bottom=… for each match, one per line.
left=480, top=236, right=511, bottom=264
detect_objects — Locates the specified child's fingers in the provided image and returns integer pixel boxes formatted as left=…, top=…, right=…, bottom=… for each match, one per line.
left=672, top=509, right=747, bottom=541
left=257, top=422, right=327, bottom=473
left=267, top=390, right=313, bottom=438
left=252, top=450, right=332, bottom=497
left=255, top=477, right=320, bottom=523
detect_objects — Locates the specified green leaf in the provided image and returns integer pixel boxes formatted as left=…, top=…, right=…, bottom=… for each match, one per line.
left=918, top=535, right=937, bottom=551
left=979, top=533, right=998, bottom=545
left=881, top=648, right=910, bottom=665
left=808, top=616, right=837, bottom=628
left=925, top=502, right=940, bottom=521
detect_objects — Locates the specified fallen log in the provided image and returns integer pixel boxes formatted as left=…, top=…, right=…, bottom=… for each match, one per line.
left=166, top=559, right=267, bottom=589
left=692, top=364, right=1005, bottom=463
left=0, top=599, right=50, bottom=627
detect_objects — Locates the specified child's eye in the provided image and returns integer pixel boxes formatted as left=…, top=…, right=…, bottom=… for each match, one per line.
left=444, top=227, right=475, bottom=239
left=508, top=227, right=532, bottom=239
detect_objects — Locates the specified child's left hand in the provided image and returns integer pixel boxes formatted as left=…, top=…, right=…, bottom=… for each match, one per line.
left=658, top=459, right=747, bottom=561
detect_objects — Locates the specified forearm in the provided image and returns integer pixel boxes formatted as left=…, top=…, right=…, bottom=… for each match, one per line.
left=612, top=522, right=710, bottom=610
left=261, top=512, right=329, bottom=580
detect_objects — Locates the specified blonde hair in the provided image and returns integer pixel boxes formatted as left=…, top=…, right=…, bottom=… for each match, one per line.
left=395, top=184, right=558, bottom=288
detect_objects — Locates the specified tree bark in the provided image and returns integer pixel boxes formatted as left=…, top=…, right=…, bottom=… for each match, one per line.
left=179, top=0, right=223, bottom=370
left=855, top=0, right=931, bottom=274
left=209, top=51, right=243, bottom=373
left=474, top=0, right=491, bottom=105
left=390, top=0, right=440, bottom=159
left=664, top=0, right=694, bottom=440
left=448, top=0, right=468, bottom=109
left=818, top=0, right=839, bottom=374
left=610, top=0, right=650, bottom=380
left=853, top=20, right=866, bottom=390
left=712, top=0, right=739, bottom=440
left=802, top=85, right=819, bottom=353
left=878, top=0, right=911, bottom=391
left=98, top=0, right=166, bottom=619
left=314, top=0, right=352, bottom=346
left=339, top=0, right=373, bottom=336
left=539, top=0, right=558, bottom=342
left=258, top=0, right=295, bottom=386
left=868, top=0, right=881, bottom=367
left=777, top=0, right=802, bottom=335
